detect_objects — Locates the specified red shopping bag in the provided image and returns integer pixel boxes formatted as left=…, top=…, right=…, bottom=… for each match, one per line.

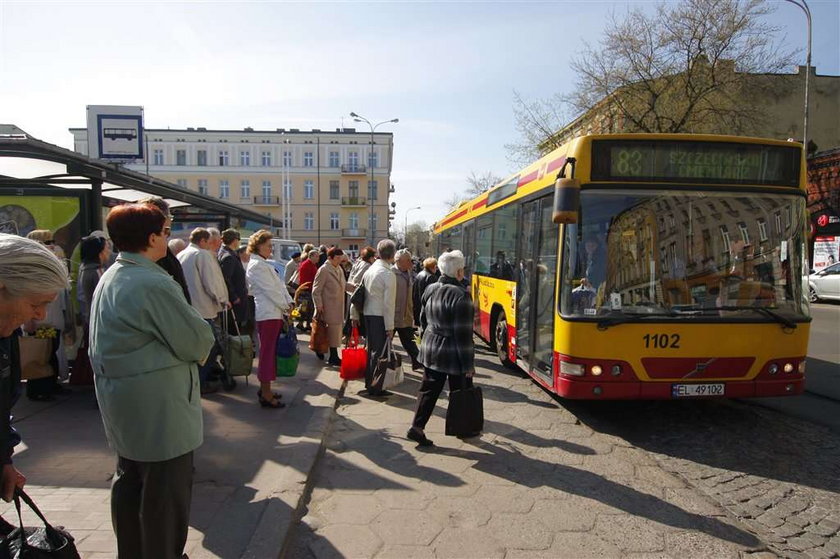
left=340, top=327, right=367, bottom=381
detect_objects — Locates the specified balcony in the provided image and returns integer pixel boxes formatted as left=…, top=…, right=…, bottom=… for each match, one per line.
left=341, top=197, right=367, bottom=207
left=254, top=196, right=281, bottom=206
left=340, top=164, right=367, bottom=175
left=342, top=228, right=367, bottom=239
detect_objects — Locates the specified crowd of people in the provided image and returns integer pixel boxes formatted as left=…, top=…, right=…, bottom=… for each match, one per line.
left=0, top=198, right=480, bottom=558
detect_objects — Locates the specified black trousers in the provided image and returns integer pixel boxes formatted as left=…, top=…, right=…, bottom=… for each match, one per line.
left=412, top=367, right=472, bottom=430
left=395, top=327, right=420, bottom=364
left=111, top=451, right=194, bottom=559
left=363, top=315, right=387, bottom=392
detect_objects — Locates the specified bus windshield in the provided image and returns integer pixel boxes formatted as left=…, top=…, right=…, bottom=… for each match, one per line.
left=560, top=189, right=809, bottom=321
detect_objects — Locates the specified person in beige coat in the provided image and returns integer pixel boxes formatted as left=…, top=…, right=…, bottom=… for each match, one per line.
left=312, top=247, right=347, bottom=366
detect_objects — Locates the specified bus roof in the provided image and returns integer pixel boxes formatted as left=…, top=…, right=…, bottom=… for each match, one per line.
left=433, top=133, right=804, bottom=234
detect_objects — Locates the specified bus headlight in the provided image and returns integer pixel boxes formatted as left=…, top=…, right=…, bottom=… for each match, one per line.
left=591, top=365, right=603, bottom=376
left=768, top=364, right=779, bottom=375
left=798, top=361, right=806, bottom=374
left=611, top=364, right=622, bottom=377
left=783, top=362, right=794, bottom=373
left=560, top=362, right=585, bottom=377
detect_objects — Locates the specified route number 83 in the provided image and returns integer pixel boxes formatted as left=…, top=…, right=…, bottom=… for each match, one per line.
left=615, top=149, right=643, bottom=175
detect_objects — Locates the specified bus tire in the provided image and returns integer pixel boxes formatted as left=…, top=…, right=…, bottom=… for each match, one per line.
left=493, top=312, right=515, bottom=369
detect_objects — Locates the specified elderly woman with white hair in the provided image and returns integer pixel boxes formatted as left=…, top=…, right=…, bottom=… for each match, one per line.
left=0, top=233, right=70, bottom=504
left=407, top=250, right=477, bottom=447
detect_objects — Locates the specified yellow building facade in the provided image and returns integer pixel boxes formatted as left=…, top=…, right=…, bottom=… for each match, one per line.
left=69, top=126, right=395, bottom=256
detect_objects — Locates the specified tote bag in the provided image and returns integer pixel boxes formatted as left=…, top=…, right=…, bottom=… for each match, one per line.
left=308, top=319, right=330, bottom=354
left=340, top=327, right=367, bottom=380
left=0, top=488, right=80, bottom=558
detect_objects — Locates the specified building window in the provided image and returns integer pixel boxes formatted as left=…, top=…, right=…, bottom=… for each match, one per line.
left=330, top=213, right=339, bottom=230
left=240, top=180, right=250, bottom=199
left=329, top=180, right=339, bottom=200
left=371, top=213, right=378, bottom=233
left=329, top=151, right=339, bottom=167
left=262, top=181, right=272, bottom=201
left=774, top=212, right=782, bottom=234
left=153, top=149, right=164, bottom=165
left=349, top=212, right=359, bottom=229
left=720, top=226, right=730, bottom=254
left=197, top=150, right=207, bottom=166
left=219, top=150, right=229, bottom=166
left=348, top=151, right=359, bottom=170
left=176, top=150, right=187, bottom=166
left=304, top=212, right=314, bottom=231
left=219, top=180, right=230, bottom=199
left=368, top=180, right=377, bottom=201
left=176, top=179, right=187, bottom=188
left=240, top=150, right=250, bottom=166
left=757, top=219, right=768, bottom=242
left=368, top=150, right=377, bottom=168
left=349, top=181, right=359, bottom=198
left=283, top=151, right=292, bottom=166
left=198, top=179, right=208, bottom=196
left=283, top=180, right=293, bottom=200
left=261, top=151, right=271, bottom=166
left=304, top=152, right=314, bottom=167
left=347, top=244, right=359, bottom=257
left=304, top=180, right=314, bottom=200
left=738, top=222, right=750, bottom=244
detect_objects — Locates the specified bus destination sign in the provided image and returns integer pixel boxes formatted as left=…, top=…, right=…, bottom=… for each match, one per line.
left=591, top=140, right=801, bottom=187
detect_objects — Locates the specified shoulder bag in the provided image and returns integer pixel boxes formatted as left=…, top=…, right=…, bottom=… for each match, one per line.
left=0, top=488, right=80, bottom=558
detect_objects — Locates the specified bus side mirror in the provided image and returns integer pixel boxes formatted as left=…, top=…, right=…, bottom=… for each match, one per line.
left=552, top=177, right=580, bottom=224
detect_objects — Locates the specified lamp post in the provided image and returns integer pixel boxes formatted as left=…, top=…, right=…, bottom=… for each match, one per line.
left=404, top=205, right=421, bottom=250
left=782, top=0, right=812, bottom=153
left=349, top=112, right=398, bottom=246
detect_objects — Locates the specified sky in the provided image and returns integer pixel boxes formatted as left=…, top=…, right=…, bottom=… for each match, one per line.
left=1, top=0, right=838, bottom=230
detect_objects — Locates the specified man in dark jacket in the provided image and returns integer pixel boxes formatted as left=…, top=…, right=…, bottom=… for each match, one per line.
left=139, top=198, right=192, bottom=303
left=0, top=233, right=70, bottom=519
left=412, top=257, right=439, bottom=326
left=218, top=229, right=249, bottom=332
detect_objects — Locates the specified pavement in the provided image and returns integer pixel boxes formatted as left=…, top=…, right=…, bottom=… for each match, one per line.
left=1, top=345, right=344, bottom=558
left=2, top=325, right=836, bottom=558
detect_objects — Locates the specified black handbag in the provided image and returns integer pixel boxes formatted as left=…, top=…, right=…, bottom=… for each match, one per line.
left=349, top=284, right=366, bottom=315
left=445, top=384, right=484, bottom=437
left=0, top=488, right=80, bottom=558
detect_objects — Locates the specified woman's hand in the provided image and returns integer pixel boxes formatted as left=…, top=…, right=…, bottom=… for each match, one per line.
left=1, top=464, right=25, bottom=502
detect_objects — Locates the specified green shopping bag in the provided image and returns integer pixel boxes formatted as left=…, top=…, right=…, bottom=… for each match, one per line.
left=276, top=353, right=299, bottom=377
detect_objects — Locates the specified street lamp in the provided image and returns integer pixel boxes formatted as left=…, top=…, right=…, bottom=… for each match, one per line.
left=782, top=0, right=812, bottom=153
left=349, top=112, right=399, bottom=245
left=404, top=206, right=421, bottom=249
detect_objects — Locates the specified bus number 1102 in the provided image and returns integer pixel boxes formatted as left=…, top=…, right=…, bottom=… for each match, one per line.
left=643, top=333, right=680, bottom=349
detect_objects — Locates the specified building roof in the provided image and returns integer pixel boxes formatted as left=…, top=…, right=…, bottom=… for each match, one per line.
left=0, top=125, right=273, bottom=226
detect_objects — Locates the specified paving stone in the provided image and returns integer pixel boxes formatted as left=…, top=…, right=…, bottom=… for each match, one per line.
left=314, top=494, right=384, bottom=525
left=662, top=531, right=742, bottom=559
left=473, top=485, right=535, bottom=514
left=373, top=487, right=434, bottom=510
left=511, top=531, right=623, bottom=558
left=595, top=514, right=667, bottom=553
left=426, top=495, right=492, bottom=529
left=485, top=512, right=554, bottom=550
left=787, top=534, right=828, bottom=551
left=432, top=527, right=506, bottom=558
left=375, top=544, right=436, bottom=558
left=370, top=509, right=442, bottom=546
left=808, top=519, right=840, bottom=537
left=308, top=524, right=382, bottom=559
left=530, top=499, right=598, bottom=532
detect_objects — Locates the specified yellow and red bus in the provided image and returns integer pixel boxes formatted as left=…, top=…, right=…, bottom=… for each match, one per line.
left=432, top=134, right=810, bottom=399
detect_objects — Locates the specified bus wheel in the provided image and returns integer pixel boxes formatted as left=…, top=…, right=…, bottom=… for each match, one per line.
left=494, top=313, right=515, bottom=369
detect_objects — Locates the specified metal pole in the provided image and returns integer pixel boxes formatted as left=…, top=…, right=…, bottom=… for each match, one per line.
left=316, top=134, right=321, bottom=245
left=350, top=113, right=398, bottom=247
left=783, top=0, right=812, bottom=153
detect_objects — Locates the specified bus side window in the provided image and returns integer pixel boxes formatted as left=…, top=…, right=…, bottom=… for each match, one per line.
left=491, top=205, right=518, bottom=280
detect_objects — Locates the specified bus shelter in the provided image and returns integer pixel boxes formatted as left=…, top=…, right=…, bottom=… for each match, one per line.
left=0, top=124, right=273, bottom=261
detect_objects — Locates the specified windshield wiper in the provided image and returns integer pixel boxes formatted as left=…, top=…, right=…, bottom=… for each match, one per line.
left=596, top=311, right=680, bottom=330
left=703, top=306, right=798, bottom=329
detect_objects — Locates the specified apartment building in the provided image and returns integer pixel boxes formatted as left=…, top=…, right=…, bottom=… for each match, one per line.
left=69, top=126, right=395, bottom=255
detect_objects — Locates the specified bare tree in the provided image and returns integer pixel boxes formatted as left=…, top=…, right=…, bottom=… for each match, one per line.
left=404, top=221, right=430, bottom=258
left=509, top=0, right=798, bottom=159
left=505, top=90, right=571, bottom=167
left=466, top=171, right=503, bottom=197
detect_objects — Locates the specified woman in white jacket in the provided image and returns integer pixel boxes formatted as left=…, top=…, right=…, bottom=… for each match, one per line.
left=246, top=230, right=293, bottom=409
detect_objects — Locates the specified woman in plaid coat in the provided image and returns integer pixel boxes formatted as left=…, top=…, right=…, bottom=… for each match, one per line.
left=407, top=250, right=475, bottom=447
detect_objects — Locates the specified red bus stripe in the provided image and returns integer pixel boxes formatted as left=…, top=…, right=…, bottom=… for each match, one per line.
left=518, top=170, right=539, bottom=187
left=472, top=198, right=488, bottom=210
left=439, top=207, right=469, bottom=227
left=546, top=156, right=566, bottom=173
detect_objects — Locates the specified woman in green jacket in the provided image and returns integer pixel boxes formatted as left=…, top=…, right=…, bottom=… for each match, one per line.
left=89, top=203, right=215, bottom=559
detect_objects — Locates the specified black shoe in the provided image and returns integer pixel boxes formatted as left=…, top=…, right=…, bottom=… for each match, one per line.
left=411, top=361, right=423, bottom=372
left=327, top=357, right=342, bottom=367
left=258, top=393, right=286, bottom=408
left=407, top=427, right=434, bottom=447
left=368, top=390, right=393, bottom=398
left=315, top=352, right=325, bottom=360
left=256, top=389, right=282, bottom=400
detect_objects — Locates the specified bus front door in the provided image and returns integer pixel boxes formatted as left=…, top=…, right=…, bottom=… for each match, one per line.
left=516, top=197, right=557, bottom=383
